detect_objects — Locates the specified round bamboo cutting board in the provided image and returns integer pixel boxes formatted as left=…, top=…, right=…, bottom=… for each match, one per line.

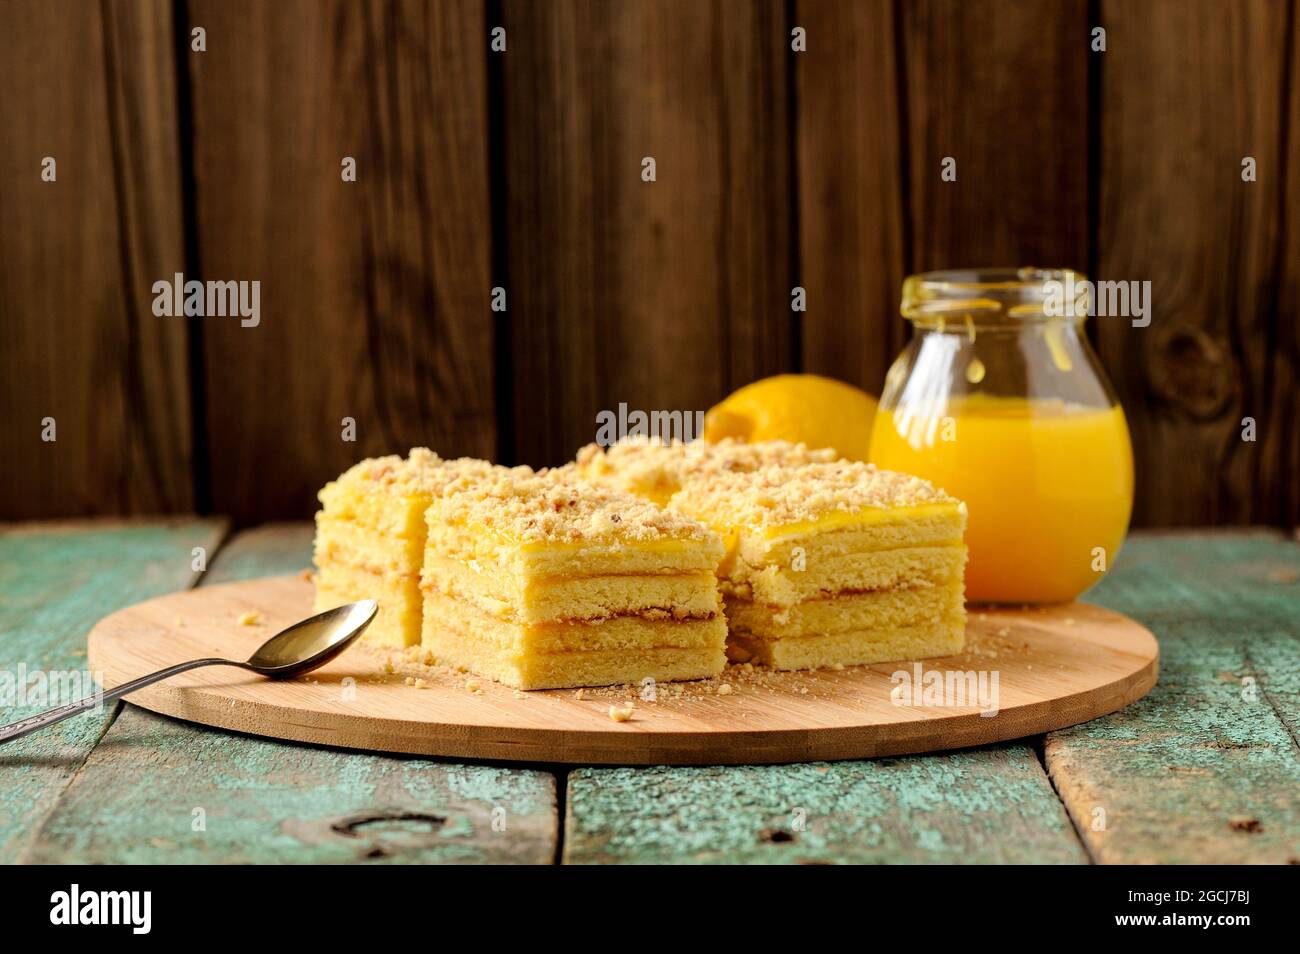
left=87, top=575, right=1158, bottom=765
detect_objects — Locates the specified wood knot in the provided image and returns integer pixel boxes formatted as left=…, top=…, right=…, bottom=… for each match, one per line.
left=331, top=810, right=447, bottom=837
left=329, top=810, right=450, bottom=861
left=1147, top=325, right=1236, bottom=419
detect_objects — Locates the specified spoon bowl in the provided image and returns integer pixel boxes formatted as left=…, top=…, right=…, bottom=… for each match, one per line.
left=247, top=599, right=378, bottom=676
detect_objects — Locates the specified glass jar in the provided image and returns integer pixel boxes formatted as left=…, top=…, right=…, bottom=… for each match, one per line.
left=869, top=268, right=1134, bottom=603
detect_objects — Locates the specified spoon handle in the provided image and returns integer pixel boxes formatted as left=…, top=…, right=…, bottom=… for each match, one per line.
left=0, top=657, right=241, bottom=745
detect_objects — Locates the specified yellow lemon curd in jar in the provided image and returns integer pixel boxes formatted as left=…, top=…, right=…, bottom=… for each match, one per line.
left=870, top=394, right=1133, bottom=603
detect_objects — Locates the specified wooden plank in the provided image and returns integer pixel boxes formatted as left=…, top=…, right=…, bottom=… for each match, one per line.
left=27, top=524, right=558, bottom=864
left=1045, top=532, right=1300, bottom=863
left=502, top=0, right=793, bottom=467
left=200, top=522, right=314, bottom=583
left=1095, top=0, right=1293, bottom=526
left=188, top=0, right=495, bottom=523
left=899, top=0, right=1090, bottom=269
left=1261, top=11, right=1300, bottom=528
left=795, top=0, right=908, bottom=392
left=0, top=0, right=192, bottom=517
left=565, top=747, right=1087, bottom=864
left=25, top=707, right=558, bottom=864
left=0, top=519, right=226, bottom=863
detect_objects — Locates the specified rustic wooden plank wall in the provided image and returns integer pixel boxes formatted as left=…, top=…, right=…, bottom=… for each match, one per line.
left=187, top=0, right=496, bottom=523
left=1095, top=0, right=1299, bottom=528
left=1, top=0, right=1296, bottom=525
left=0, top=0, right=192, bottom=518
left=1277, top=11, right=1300, bottom=528
left=900, top=0, right=1091, bottom=271
left=794, top=0, right=907, bottom=391
left=502, top=0, right=793, bottom=467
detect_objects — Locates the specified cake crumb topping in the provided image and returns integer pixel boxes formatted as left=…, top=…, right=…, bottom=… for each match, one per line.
left=577, top=437, right=840, bottom=501
left=319, top=448, right=495, bottom=510
left=671, top=460, right=957, bottom=529
left=432, top=466, right=718, bottom=546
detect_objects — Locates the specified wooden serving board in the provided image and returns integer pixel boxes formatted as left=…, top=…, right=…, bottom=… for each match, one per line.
left=87, top=575, right=1158, bottom=765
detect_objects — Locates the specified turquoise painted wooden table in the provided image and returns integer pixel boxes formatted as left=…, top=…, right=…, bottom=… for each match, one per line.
left=2, top=521, right=1297, bottom=864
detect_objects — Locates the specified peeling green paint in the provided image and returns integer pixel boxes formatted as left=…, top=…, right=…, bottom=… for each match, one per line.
left=0, top=520, right=227, bottom=863
left=565, top=747, right=1086, bottom=864
left=1046, top=533, right=1300, bottom=864
left=26, top=707, right=555, bottom=864
left=10, top=525, right=1297, bottom=864
left=22, top=525, right=557, bottom=865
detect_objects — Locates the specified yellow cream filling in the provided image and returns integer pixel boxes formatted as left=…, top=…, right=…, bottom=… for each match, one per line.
left=517, top=537, right=699, bottom=555
left=760, top=502, right=964, bottom=542
left=431, top=517, right=708, bottom=556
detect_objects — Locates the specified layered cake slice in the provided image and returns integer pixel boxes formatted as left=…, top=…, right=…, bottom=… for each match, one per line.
left=313, top=449, right=488, bottom=648
left=420, top=466, right=727, bottom=689
left=581, top=439, right=967, bottom=670
left=673, top=460, right=967, bottom=669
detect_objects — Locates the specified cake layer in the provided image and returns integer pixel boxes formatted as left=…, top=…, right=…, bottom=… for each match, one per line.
left=425, top=523, right=723, bottom=579
left=316, top=490, right=427, bottom=542
left=422, top=554, right=721, bottom=623
left=314, top=561, right=421, bottom=648
left=724, top=580, right=965, bottom=640
left=727, top=544, right=967, bottom=608
left=726, top=619, right=965, bottom=671
left=423, top=590, right=726, bottom=655
left=315, top=515, right=417, bottom=576
left=739, top=507, right=965, bottom=566
left=427, top=641, right=726, bottom=690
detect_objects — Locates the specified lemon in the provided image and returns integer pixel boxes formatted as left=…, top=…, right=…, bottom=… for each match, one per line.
left=704, top=374, right=878, bottom=461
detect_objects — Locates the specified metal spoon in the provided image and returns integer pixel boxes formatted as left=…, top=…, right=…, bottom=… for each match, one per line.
left=0, top=600, right=378, bottom=744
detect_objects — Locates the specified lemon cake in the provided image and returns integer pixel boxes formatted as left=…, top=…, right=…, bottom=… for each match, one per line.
left=313, top=449, right=488, bottom=648
left=580, top=441, right=967, bottom=670
left=420, top=466, right=728, bottom=689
